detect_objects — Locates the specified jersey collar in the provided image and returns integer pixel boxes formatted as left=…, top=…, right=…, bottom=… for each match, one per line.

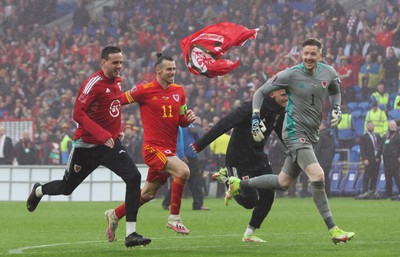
left=299, top=62, right=321, bottom=76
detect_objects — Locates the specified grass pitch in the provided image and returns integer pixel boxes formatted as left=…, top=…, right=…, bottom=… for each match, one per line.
left=1, top=197, right=399, bottom=257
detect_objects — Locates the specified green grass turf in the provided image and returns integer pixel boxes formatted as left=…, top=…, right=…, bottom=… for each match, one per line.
left=1, top=197, right=399, bottom=257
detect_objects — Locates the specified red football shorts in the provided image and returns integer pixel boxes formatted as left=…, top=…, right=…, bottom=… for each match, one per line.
left=142, top=144, right=175, bottom=184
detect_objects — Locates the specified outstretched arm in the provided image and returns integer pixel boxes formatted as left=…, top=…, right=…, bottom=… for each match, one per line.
left=193, top=103, right=250, bottom=152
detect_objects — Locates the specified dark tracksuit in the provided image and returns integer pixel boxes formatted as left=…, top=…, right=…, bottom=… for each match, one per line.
left=195, top=97, right=285, bottom=229
left=381, top=130, right=400, bottom=197
left=314, top=128, right=336, bottom=197
left=360, top=132, right=382, bottom=193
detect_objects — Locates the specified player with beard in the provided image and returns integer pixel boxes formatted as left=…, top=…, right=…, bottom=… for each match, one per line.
left=104, top=53, right=196, bottom=242
left=26, top=46, right=151, bottom=248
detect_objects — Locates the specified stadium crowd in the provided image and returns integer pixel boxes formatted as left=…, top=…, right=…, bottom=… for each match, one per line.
left=1, top=0, right=400, bottom=198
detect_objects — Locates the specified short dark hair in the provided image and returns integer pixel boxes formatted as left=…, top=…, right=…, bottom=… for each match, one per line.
left=302, top=38, right=322, bottom=50
left=154, top=52, right=174, bottom=68
left=101, top=46, right=122, bottom=60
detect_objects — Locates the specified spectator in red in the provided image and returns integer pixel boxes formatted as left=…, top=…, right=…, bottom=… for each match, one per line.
left=275, top=54, right=293, bottom=71
left=316, top=12, right=329, bottom=37
left=337, top=55, right=355, bottom=104
left=350, top=47, right=364, bottom=87
left=366, top=21, right=400, bottom=50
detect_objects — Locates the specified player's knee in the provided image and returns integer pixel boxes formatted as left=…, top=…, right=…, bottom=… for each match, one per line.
left=61, top=185, right=74, bottom=195
left=124, top=171, right=141, bottom=185
left=279, top=181, right=292, bottom=191
left=235, top=195, right=257, bottom=209
left=310, top=172, right=324, bottom=182
left=177, top=165, right=190, bottom=179
left=141, top=192, right=156, bottom=202
left=240, top=200, right=257, bottom=209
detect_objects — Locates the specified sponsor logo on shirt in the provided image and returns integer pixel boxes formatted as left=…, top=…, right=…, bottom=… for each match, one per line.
left=109, top=99, right=121, bottom=117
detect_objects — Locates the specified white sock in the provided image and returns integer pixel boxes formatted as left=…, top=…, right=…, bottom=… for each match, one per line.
left=168, top=214, right=180, bottom=220
left=244, top=225, right=256, bottom=236
left=126, top=222, right=136, bottom=237
left=36, top=186, right=43, bottom=197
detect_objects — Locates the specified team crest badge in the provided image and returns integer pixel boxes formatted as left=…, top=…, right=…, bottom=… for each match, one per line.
left=321, top=81, right=328, bottom=88
left=242, top=176, right=250, bottom=180
left=164, top=149, right=172, bottom=154
left=74, top=164, right=82, bottom=173
left=173, top=94, right=180, bottom=102
left=299, top=138, right=306, bottom=143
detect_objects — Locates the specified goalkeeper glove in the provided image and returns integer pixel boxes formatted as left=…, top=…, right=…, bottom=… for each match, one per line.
left=251, top=112, right=266, bottom=142
left=330, top=104, right=342, bottom=128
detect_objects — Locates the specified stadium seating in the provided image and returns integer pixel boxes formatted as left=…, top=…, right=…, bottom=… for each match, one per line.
left=351, top=110, right=366, bottom=137
left=388, top=109, right=400, bottom=124
left=354, top=171, right=364, bottom=194
left=389, top=93, right=397, bottom=109
left=337, top=127, right=354, bottom=141
left=347, top=102, right=359, bottom=112
left=342, top=164, right=361, bottom=196
left=333, top=153, right=340, bottom=162
left=358, top=101, right=371, bottom=112
left=106, top=27, right=118, bottom=38
left=393, top=180, right=399, bottom=196
left=56, top=2, right=77, bottom=17
left=329, top=164, right=344, bottom=196
left=349, top=145, right=360, bottom=162
left=374, top=166, right=400, bottom=196
left=375, top=164, right=386, bottom=195
left=353, top=85, right=363, bottom=101
left=72, top=27, right=83, bottom=35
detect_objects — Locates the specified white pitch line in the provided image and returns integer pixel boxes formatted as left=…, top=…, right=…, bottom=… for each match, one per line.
left=8, top=240, right=104, bottom=254
left=9, top=233, right=400, bottom=254
left=8, top=234, right=242, bottom=254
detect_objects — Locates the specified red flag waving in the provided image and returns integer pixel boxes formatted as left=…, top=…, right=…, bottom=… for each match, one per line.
left=180, top=22, right=258, bottom=78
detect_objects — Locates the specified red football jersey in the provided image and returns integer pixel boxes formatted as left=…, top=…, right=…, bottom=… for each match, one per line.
left=122, top=80, right=187, bottom=152
left=73, top=70, right=123, bottom=145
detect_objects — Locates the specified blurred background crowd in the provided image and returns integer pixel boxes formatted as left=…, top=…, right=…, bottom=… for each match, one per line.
left=0, top=0, right=400, bottom=183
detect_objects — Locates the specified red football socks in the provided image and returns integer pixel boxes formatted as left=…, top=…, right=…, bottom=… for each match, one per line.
left=170, top=176, right=187, bottom=215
